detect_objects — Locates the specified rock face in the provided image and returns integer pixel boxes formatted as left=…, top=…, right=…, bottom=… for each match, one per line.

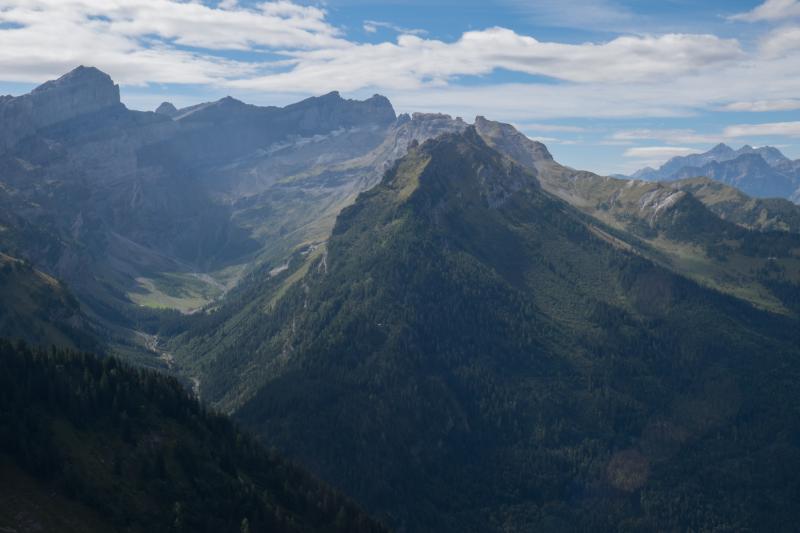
left=0, top=66, right=120, bottom=152
left=155, top=101, right=178, bottom=117
left=148, top=91, right=397, bottom=169
left=475, top=115, right=553, bottom=169
left=280, top=91, right=397, bottom=132
left=365, top=112, right=469, bottom=182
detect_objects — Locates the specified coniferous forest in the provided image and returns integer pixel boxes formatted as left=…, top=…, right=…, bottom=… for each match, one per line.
left=0, top=340, right=385, bottom=533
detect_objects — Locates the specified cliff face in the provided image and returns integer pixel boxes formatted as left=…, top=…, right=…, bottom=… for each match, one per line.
left=0, top=66, right=120, bottom=152
left=474, top=115, right=554, bottom=171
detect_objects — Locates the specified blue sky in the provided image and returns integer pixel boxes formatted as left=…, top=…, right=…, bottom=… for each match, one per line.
left=1, top=0, right=799, bottom=174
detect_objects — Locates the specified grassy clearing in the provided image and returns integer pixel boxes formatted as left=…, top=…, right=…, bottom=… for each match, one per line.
left=128, top=272, right=226, bottom=313
left=649, top=237, right=790, bottom=314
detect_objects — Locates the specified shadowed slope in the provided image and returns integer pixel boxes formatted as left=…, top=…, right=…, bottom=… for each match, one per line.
left=181, top=129, right=800, bottom=531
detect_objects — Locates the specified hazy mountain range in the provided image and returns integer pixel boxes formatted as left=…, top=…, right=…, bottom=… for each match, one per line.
left=629, top=143, right=800, bottom=203
left=2, top=67, right=800, bottom=532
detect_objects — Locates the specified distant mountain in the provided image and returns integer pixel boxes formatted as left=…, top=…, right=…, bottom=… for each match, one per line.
left=671, top=153, right=797, bottom=199
left=628, top=143, right=800, bottom=202
left=0, top=66, right=120, bottom=153
left=0, top=340, right=386, bottom=533
left=154, top=101, right=178, bottom=117
left=175, top=128, right=800, bottom=532
left=648, top=143, right=789, bottom=179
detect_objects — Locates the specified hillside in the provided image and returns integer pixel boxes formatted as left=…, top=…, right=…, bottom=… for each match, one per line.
left=0, top=340, right=386, bottom=533
left=475, top=117, right=800, bottom=314
left=671, top=177, right=800, bottom=233
left=175, top=129, right=800, bottom=531
left=0, top=252, right=101, bottom=351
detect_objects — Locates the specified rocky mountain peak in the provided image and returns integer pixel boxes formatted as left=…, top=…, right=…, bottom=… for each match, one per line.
left=29, top=65, right=120, bottom=113
left=33, top=65, right=115, bottom=92
left=474, top=115, right=554, bottom=168
left=737, top=144, right=790, bottom=166
left=412, top=126, right=539, bottom=208
left=217, top=95, right=247, bottom=107
left=155, top=101, right=178, bottom=117
left=284, top=90, right=396, bottom=130
left=709, top=142, right=734, bottom=155
left=0, top=65, right=121, bottom=152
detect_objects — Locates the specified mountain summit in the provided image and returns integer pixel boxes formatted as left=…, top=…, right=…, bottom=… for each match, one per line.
left=0, top=66, right=120, bottom=152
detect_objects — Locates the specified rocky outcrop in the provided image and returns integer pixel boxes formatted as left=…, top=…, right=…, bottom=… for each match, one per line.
left=155, top=101, right=178, bottom=117
left=0, top=66, right=120, bottom=152
left=280, top=91, right=397, bottom=132
left=371, top=112, right=469, bottom=175
left=474, top=115, right=553, bottom=170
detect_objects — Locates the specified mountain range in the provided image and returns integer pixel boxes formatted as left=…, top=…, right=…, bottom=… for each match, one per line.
left=3, top=67, right=800, bottom=532
left=630, top=143, right=800, bottom=203
left=173, top=124, right=800, bottom=532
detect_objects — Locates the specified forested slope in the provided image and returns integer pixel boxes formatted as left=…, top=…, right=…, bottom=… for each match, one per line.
left=180, top=129, right=800, bottom=531
left=0, top=340, right=386, bottom=533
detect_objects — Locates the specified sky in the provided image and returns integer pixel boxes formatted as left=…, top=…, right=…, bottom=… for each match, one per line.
left=1, top=0, right=800, bottom=175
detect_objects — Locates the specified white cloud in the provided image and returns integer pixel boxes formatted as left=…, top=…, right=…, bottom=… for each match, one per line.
left=362, top=20, right=427, bottom=36
left=228, top=30, right=743, bottom=92
left=517, top=123, right=588, bottom=133
left=0, top=0, right=343, bottom=85
left=724, top=121, right=800, bottom=137
left=618, top=146, right=698, bottom=172
left=722, top=99, right=800, bottom=112
left=0, top=1, right=746, bottom=98
left=609, top=122, right=800, bottom=155
left=761, top=25, right=800, bottom=56
left=624, top=146, right=696, bottom=159
left=381, top=83, right=695, bottom=122
left=729, top=0, right=800, bottom=22
left=1, top=1, right=344, bottom=51
left=612, top=129, right=721, bottom=145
